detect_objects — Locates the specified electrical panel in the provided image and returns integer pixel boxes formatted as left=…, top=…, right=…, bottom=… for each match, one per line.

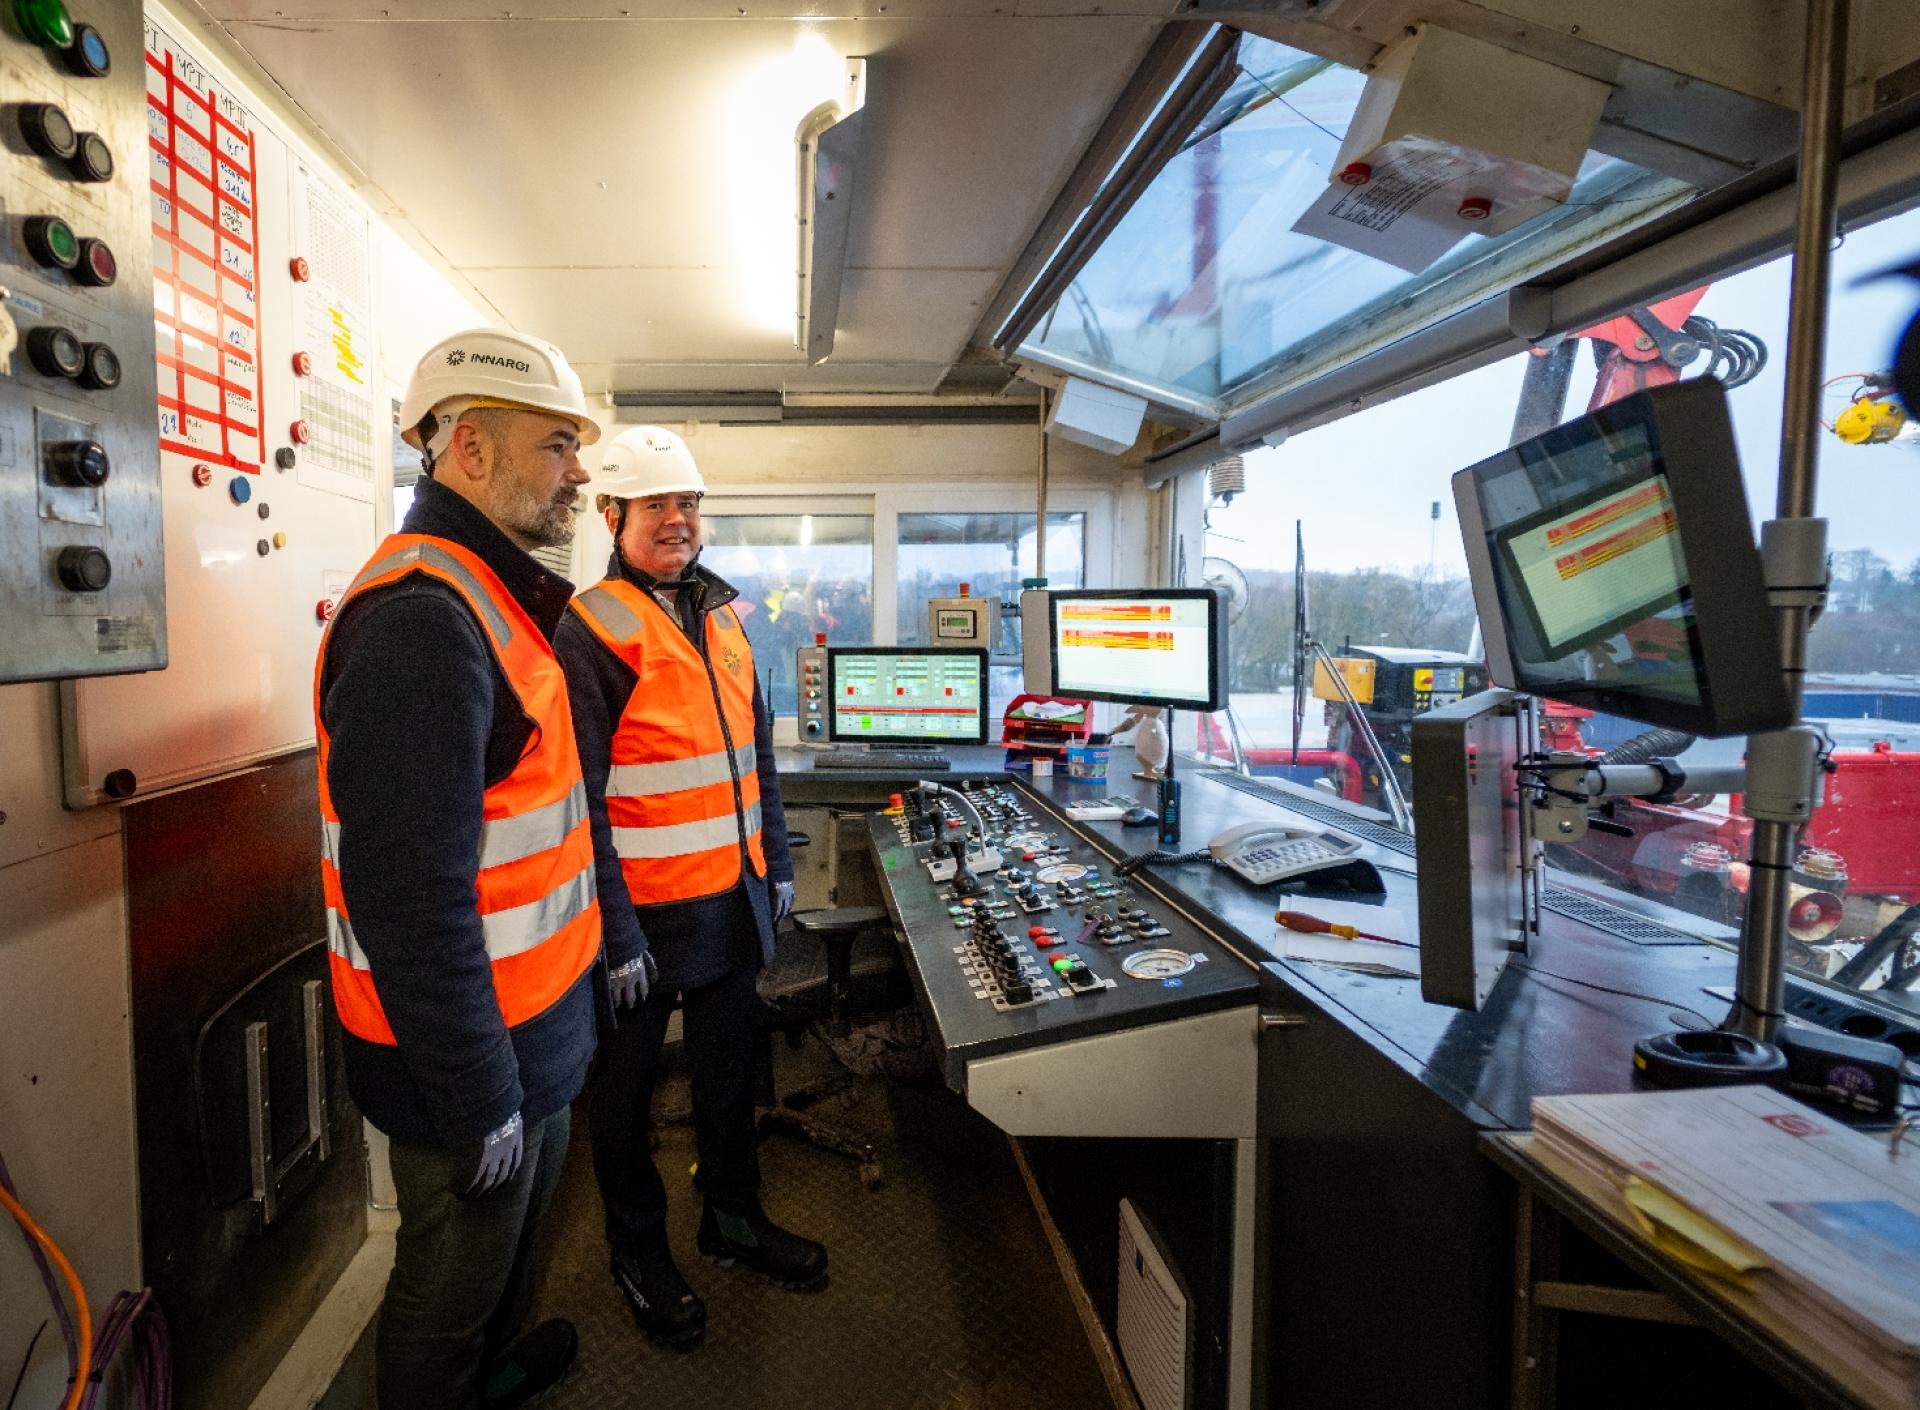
left=796, top=641, right=826, bottom=739
left=1, top=4, right=165, bottom=681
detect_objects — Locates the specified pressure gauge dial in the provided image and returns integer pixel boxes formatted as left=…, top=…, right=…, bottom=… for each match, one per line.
left=1121, top=949, right=1196, bottom=980
left=1034, top=862, right=1093, bottom=885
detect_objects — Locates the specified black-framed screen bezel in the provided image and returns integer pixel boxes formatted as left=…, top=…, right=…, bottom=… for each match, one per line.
left=824, top=646, right=991, bottom=745
left=1046, top=587, right=1228, bottom=712
left=1453, top=378, right=1791, bottom=738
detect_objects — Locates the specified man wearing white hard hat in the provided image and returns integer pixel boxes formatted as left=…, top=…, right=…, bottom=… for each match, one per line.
left=556, top=425, right=820, bottom=1348
left=316, top=328, right=629, bottom=1408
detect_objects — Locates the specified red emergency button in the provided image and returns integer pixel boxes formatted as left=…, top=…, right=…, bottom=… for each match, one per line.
left=289, top=419, right=312, bottom=444
left=1457, top=195, right=1492, bottom=221
left=291, top=350, right=313, bottom=376
left=289, top=256, right=311, bottom=282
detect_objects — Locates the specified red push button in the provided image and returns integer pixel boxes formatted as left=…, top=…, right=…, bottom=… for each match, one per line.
left=75, top=238, right=116, bottom=288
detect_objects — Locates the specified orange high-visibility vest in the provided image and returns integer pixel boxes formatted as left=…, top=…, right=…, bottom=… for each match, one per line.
left=315, top=534, right=602, bottom=1046
left=568, top=577, right=766, bottom=907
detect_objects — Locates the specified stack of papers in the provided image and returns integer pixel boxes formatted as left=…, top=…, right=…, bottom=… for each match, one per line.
left=1532, top=1086, right=1920, bottom=1401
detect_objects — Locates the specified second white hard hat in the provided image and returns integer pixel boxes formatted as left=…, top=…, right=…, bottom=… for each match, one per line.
left=593, top=425, right=707, bottom=500
left=399, top=327, right=603, bottom=456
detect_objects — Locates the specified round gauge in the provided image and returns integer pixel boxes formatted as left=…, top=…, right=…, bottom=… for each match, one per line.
left=1122, top=949, right=1196, bottom=980
left=1035, top=862, right=1092, bottom=884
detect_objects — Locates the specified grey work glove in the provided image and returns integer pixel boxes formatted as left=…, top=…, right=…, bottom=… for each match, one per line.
left=466, top=1111, right=523, bottom=1196
left=608, top=950, right=655, bottom=1010
left=771, top=879, right=796, bottom=922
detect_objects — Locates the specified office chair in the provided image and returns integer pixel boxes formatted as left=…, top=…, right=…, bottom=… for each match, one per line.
left=756, top=831, right=908, bottom=1189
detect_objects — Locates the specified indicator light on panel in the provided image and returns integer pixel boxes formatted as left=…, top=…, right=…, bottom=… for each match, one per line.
left=66, top=132, right=112, bottom=183
left=14, top=0, right=73, bottom=49
left=24, top=216, right=80, bottom=271
left=19, top=103, right=78, bottom=161
left=59, top=21, right=109, bottom=77
left=54, top=545, right=111, bottom=593
left=74, top=239, right=116, bottom=287
left=44, top=439, right=109, bottom=487
left=77, top=342, right=119, bottom=390
left=291, top=350, right=313, bottom=376
left=25, top=325, right=84, bottom=378
left=289, top=257, right=311, bottom=282
left=290, top=419, right=312, bottom=445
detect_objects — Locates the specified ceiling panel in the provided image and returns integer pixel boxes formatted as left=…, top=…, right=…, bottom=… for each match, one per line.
left=214, top=8, right=1169, bottom=393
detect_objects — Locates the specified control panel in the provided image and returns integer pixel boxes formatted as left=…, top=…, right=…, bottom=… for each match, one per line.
left=873, top=780, right=1257, bottom=1087
left=1, top=2, right=164, bottom=680
left=796, top=638, right=826, bottom=739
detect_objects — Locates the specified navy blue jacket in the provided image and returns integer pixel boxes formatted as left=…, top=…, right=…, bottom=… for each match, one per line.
left=318, top=476, right=601, bottom=1150
left=555, top=551, right=794, bottom=992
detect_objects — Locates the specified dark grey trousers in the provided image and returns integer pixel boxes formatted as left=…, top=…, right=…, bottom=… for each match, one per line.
left=376, top=1107, right=570, bottom=1410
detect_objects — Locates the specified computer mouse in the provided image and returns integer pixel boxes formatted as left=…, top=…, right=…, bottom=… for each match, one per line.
left=1120, top=806, right=1158, bottom=827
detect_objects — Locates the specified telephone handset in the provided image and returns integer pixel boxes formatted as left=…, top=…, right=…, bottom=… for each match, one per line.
left=1208, top=822, right=1368, bottom=887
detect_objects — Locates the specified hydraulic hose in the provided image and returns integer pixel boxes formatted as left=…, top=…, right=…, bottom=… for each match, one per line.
left=1601, top=727, right=1698, bottom=767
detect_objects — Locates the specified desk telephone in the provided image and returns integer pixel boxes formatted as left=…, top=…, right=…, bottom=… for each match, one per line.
left=1207, top=822, right=1368, bottom=886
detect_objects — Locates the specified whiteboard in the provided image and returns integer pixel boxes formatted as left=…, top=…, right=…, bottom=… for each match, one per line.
left=62, top=17, right=382, bottom=806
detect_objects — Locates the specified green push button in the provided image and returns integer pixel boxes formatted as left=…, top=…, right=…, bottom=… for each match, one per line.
left=15, top=0, right=73, bottom=48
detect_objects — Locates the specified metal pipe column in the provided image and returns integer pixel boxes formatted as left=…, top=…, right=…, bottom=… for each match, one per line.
left=1731, top=0, right=1848, bottom=1042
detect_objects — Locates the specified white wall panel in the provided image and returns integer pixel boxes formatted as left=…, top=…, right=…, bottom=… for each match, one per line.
left=60, top=6, right=489, bottom=807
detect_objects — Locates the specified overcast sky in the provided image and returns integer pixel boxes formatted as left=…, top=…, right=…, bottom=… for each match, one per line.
left=1211, top=209, right=1920, bottom=580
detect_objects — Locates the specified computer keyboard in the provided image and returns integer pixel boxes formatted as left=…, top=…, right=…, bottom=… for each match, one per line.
left=811, top=749, right=952, bottom=771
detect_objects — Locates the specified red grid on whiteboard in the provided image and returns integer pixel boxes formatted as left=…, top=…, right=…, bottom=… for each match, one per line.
left=146, top=43, right=263, bottom=473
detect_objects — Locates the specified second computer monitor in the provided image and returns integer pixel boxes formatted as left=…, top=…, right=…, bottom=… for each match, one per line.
left=1047, top=588, right=1228, bottom=711
left=826, top=647, right=990, bottom=745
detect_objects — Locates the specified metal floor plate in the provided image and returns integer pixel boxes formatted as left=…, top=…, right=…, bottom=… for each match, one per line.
left=526, top=1038, right=1115, bottom=1410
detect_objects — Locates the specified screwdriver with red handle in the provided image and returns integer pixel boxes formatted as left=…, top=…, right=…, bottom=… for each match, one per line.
left=1274, top=910, right=1415, bottom=948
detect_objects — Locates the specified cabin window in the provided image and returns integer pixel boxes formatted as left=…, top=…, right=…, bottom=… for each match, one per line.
left=896, top=511, right=1088, bottom=719
left=699, top=511, right=876, bottom=714
left=1018, top=34, right=1691, bottom=415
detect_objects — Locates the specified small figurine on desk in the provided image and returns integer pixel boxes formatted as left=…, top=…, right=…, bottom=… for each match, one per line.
left=1113, top=704, right=1170, bottom=781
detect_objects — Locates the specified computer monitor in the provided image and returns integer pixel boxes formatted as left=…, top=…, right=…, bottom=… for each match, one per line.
left=825, top=647, right=990, bottom=745
left=1453, top=378, right=1792, bottom=739
left=1044, top=588, right=1228, bottom=711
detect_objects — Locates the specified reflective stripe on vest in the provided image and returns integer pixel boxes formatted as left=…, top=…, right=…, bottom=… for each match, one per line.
left=570, top=579, right=767, bottom=906
left=316, top=533, right=602, bottom=1046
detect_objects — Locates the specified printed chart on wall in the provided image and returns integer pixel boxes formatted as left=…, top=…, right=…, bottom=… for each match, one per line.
left=145, top=19, right=263, bottom=475
left=290, top=162, right=378, bottom=501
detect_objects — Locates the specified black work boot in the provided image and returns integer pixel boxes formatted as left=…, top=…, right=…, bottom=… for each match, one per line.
left=481, top=1318, right=577, bottom=1409
left=610, top=1228, right=706, bottom=1347
left=697, top=1199, right=829, bottom=1290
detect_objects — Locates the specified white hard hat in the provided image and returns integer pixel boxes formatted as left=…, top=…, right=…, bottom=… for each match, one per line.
left=399, top=327, right=603, bottom=458
left=593, top=425, right=707, bottom=500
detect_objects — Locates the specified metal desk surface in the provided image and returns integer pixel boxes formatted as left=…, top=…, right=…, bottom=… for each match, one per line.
left=781, top=746, right=1745, bottom=1132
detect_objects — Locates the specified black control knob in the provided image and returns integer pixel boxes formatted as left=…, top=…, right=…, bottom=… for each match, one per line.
left=23, top=215, right=80, bottom=271
left=26, top=325, right=84, bottom=379
left=61, top=23, right=111, bottom=78
left=67, top=132, right=113, bottom=183
left=73, top=238, right=116, bottom=287
left=55, top=545, right=111, bottom=593
left=77, top=343, right=120, bottom=391
left=45, top=439, right=110, bottom=487
left=19, top=103, right=78, bottom=161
